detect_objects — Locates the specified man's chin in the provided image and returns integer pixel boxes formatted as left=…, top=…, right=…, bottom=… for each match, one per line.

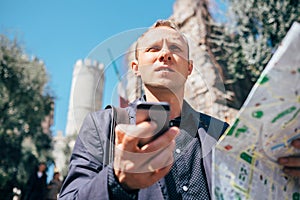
left=144, top=82, right=180, bottom=92
left=145, top=82, right=171, bottom=89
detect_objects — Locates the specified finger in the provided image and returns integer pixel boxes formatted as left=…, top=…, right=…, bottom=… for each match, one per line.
left=140, top=140, right=175, bottom=172
left=115, top=124, right=141, bottom=149
left=291, top=139, right=300, bottom=149
left=156, top=163, right=173, bottom=175
left=149, top=163, right=173, bottom=184
left=117, top=122, right=157, bottom=138
left=141, top=126, right=179, bottom=152
left=135, top=121, right=157, bottom=138
left=143, top=163, right=173, bottom=186
left=113, top=156, right=135, bottom=172
left=278, top=157, right=300, bottom=167
left=283, top=167, right=300, bottom=177
left=115, top=124, right=126, bottom=145
left=120, top=140, right=175, bottom=173
left=149, top=140, right=175, bottom=170
left=114, top=140, right=173, bottom=173
left=116, top=123, right=154, bottom=150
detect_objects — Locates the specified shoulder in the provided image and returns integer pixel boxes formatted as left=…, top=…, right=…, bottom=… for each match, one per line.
left=183, top=100, right=229, bottom=140
left=74, top=109, right=114, bottom=163
left=199, top=112, right=229, bottom=139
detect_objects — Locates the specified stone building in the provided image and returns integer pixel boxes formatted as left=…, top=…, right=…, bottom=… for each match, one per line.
left=65, top=59, right=105, bottom=136
left=54, top=59, right=104, bottom=175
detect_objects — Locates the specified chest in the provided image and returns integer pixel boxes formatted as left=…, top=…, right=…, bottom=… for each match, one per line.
left=161, top=130, right=210, bottom=199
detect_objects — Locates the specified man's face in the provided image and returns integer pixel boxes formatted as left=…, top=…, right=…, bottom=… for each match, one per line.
left=39, top=163, right=46, bottom=172
left=132, top=26, right=193, bottom=92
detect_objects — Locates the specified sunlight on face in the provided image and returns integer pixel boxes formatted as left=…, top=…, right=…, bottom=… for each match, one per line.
left=133, top=26, right=192, bottom=93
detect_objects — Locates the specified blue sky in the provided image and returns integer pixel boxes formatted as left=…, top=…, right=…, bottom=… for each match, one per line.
left=0, top=0, right=175, bottom=135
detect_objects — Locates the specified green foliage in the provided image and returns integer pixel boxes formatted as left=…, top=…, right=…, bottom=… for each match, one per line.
left=207, top=0, right=300, bottom=108
left=0, top=34, right=54, bottom=198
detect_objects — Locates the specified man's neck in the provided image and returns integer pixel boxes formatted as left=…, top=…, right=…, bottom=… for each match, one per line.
left=144, top=86, right=184, bottom=119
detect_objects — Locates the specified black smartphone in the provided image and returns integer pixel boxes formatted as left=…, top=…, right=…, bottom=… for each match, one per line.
left=136, top=101, right=170, bottom=146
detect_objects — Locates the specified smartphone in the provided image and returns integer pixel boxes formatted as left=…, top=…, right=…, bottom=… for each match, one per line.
left=136, top=101, right=170, bottom=146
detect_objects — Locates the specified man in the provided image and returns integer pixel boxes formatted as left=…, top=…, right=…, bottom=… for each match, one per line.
left=47, top=172, right=62, bottom=200
left=24, top=162, right=48, bottom=200
left=59, top=20, right=300, bottom=199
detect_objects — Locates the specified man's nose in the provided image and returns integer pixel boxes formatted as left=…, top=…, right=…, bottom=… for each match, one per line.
left=158, top=48, right=172, bottom=62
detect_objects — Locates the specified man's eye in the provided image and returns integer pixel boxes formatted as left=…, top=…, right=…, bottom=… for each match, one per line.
left=146, top=46, right=160, bottom=52
left=170, top=45, right=181, bottom=52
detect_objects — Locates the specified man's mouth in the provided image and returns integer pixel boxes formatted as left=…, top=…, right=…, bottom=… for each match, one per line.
left=156, top=67, right=174, bottom=72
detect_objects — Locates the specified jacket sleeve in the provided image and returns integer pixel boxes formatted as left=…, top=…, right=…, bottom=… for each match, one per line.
left=59, top=110, right=137, bottom=200
left=58, top=110, right=111, bottom=199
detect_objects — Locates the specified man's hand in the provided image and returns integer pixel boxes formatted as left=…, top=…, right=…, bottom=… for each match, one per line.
left=113, top=121, right=179, bottom=190
left=278, top=139, right=300, bottom=177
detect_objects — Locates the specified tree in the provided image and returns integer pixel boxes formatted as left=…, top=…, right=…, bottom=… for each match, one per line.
left=0, top=34, right=54, bottom=199
left=206, top=0, right=300, bottom=108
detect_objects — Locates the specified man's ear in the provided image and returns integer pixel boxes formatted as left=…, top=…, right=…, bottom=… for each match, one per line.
left=131, top=59, right=141, bottom=76
left=188, top=60, right=193, bottom=75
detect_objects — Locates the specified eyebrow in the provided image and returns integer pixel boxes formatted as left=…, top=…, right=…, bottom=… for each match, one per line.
left=139, top=36, right=186, bottom=48
left=135, top=29, right=189, bottom=59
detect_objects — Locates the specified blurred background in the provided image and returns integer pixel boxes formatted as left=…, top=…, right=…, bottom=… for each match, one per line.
left=0, top=0, right=299, bottom=199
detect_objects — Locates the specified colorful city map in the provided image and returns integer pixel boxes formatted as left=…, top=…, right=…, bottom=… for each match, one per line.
left=213, top=22, right=300, bottom=200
